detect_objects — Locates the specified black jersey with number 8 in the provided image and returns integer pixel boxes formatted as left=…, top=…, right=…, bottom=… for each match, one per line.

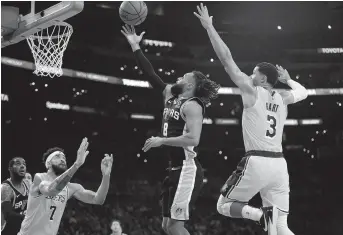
left=161, top=96, right=205, bottom=167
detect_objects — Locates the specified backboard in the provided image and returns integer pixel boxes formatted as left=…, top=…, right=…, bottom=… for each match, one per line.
left=1, top=1, right=84, bottom=48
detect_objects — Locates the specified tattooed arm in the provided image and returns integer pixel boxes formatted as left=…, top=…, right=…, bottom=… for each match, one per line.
left=34, top=138, right=89, bottom=197
left=1, top=184, right=24, bottom=221
left=68, top=154, right=113, bottom=205
left=35, top=164, right=80, bottom=197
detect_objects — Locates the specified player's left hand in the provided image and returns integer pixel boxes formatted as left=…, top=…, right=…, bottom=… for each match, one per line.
left=101, top=154, right=113, bottom=176
left=276, top=64, right=291, bottom=84
left=142, top=136, right=164, bottom=152
left=194, top=3, right=213, bottom=30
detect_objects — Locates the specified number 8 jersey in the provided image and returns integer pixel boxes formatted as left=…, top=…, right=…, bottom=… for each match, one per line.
left=18, top=173, right=70, bottom=235
left=242, top=86, right=287, bottom=152
left=161, top=96, right=205, bottom=167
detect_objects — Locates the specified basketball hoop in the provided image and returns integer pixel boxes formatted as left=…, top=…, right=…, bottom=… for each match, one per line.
left=26, top=22, right=73, bottom=78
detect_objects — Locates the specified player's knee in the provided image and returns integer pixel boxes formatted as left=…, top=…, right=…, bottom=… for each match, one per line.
left=216, top=195, right=232, bottom=217
left=216, top=199, right=224, bottom=215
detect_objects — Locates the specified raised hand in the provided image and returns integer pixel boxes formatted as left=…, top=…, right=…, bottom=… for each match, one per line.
left=194, top=3, right=213, bottom=30
left=276, top=64, right=291, bottom=84
left=101, top=154, right=113, bottom=176
left=75, top=137, right=90, bottom=167
left=121, top=24, right=145, bottom=45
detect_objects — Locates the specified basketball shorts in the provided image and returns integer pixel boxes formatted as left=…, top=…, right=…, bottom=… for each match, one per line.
left=220, top=150, right=290, bottom=213
left=161, top=158, right=204, bottom=221
left=1, top=218, right=22, bottom=235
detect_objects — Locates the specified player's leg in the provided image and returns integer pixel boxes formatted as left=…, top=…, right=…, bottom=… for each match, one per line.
left=217, top=156, right=266, bottom=220
left=217, top=195, right=263, bottom=221
left=276, top=213, right=294, bottom=235
left=167, top=219, right=189, bottom=235
left=161, top=176, right=171, bottom=234
left=260, top=157, right=294, bottom=235
left=162, top=217, right=170, bottom=235
left=167, top=158, right=203, bottom=235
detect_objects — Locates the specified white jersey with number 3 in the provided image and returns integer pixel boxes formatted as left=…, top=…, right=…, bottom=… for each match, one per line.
left=18, top=173, right=70, bottom=235
left=242, top=86, right=287, bottom=152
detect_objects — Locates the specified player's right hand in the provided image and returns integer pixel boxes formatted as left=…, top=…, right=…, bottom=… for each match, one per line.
left=276, top=64, right=291, bottom=84
left=121, top=24, right=145, bottom=45
left=101, top=154, right=113, bottom=176
left=75, top=137, right=90, bottom=167
left=194, top=3, right=213, bottom=30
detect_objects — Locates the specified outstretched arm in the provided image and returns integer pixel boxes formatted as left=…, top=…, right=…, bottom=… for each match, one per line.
left=37, top=165, right=80, bottom=197
left=70, top=154, right=113, bottom=205
left=37, top=138, right=89, bottom=197
left=277, top=65, right=308, bottom=105
left=121, top=25, right=169, bottom=95
left=194, top=4, right=254, bottom=95
left=69, top=178, right=109, bottom=205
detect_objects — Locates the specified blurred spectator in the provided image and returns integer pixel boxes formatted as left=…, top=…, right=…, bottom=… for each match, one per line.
left=110, top=220, right=127, bottom=235
left=25, top=172, right=32, bottom=183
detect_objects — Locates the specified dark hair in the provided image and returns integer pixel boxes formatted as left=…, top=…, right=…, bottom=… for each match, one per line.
left=192, top=71, right=220, bottom=105
left=8, top=157, right=24, bottom=169
left=256, top=62, right=279, bottom=87
left=111, top=219, right=123, bottom=228
left=42, top=147, right=64, bottom=164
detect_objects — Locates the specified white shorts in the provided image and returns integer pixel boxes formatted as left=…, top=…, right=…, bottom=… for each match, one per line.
left=220, top=151, right=290, bottom=213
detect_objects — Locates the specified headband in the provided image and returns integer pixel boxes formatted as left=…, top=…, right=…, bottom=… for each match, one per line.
left=45, top=151, right=64, bottom=169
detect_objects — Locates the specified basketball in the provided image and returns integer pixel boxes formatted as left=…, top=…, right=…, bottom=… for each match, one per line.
left=119, top=1, right=148, bottom=26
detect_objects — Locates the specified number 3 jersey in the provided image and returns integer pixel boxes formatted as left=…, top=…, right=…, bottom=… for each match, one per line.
left=161, top=96, right=205, bottom=167
left=18, top=173, right=70, bottom=235
left=242, top=86, right=287, bottom=152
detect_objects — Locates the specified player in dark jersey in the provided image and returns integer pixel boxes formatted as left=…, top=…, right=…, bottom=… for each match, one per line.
left=1, top=157, right=30, bottom=235
left=122, top=24, right=220, bottom=235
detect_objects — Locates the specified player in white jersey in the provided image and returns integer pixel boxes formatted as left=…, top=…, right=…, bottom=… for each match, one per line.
left=18, top=138, right=113, bottom=235
left=195, top=3, right=308, bottom=235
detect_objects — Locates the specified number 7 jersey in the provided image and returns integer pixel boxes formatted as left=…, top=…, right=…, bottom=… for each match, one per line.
left=242, top=86, right=287, bottom=152
left=18, top=173, right=70, bottom=235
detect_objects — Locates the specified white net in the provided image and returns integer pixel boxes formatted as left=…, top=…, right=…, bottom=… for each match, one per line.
left=26, top=22, right=73, bottom=78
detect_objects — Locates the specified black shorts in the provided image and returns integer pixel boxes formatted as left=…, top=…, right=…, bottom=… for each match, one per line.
left=2, top=220, right=21, bottom=235
left=160, top=158, right=204, bottom=221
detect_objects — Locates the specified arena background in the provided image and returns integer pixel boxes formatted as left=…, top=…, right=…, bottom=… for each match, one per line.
left=1, top=1, right=343, bottom=235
